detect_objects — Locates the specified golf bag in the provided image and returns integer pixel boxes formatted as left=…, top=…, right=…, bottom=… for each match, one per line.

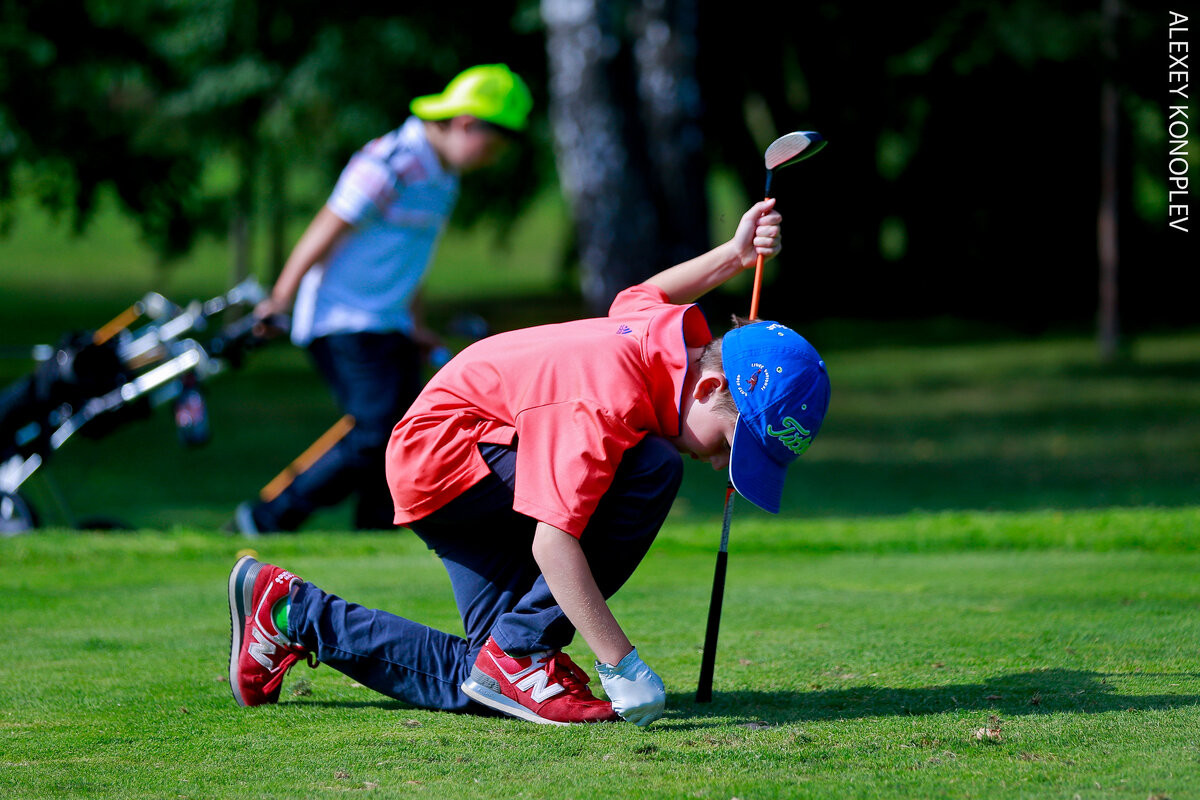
left=0, top=279, right=284, bottom=534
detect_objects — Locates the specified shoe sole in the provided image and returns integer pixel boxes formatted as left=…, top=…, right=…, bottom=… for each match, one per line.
left=461, top=672, right=570, bottom=727
left=227, top=555, right=263, bottom=708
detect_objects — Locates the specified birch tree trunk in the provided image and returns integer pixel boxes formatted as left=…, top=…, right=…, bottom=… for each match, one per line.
left=230, top=137, right=255, bottom=286
left=542, top=0, right=708, bottom=314
left=1096, top=0, right=1120, bottom=363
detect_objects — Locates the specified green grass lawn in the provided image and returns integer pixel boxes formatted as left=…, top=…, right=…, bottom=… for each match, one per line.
left=2, top=510, right=1198, bottom=799
left=4, top=326, right=1197, bottom=532
left=3, top=176, right=1198, bottom=529
left=2, top=181, right=1199, bottom=798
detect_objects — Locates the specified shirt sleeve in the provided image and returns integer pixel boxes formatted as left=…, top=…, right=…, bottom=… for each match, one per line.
left=511, top=400, right=646, bottom=537
left=608, top=283, right=671, bottom=317
left=326, top=149, right=412, bottom=224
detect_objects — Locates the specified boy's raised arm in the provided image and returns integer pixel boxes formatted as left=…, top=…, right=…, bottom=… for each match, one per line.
left=644, top=199, right=781, bottom=305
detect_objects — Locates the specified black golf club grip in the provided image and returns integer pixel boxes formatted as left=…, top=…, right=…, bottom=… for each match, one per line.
left=695, top=549, right=728, bottom=703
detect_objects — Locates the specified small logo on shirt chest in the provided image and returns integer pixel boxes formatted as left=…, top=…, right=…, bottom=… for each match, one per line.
left=615, top=324, right=633, bottom=335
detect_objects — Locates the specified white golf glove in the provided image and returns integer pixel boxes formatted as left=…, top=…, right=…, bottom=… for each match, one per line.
left=595, top=647, right=666, bottom=727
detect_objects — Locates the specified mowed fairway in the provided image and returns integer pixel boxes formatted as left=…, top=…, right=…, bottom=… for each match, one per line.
left=2, top=509, right=1198, bottom=799
left=2, top=196, right=1199, bottom=798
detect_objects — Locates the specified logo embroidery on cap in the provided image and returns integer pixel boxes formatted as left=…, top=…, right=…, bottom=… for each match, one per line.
left=766, top=416, right=812, bottom=456
left=736, top=362, right=769, bottom=397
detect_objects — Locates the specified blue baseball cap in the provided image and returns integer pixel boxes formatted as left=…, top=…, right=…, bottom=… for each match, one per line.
left=721, top=321, right=831, bottom=513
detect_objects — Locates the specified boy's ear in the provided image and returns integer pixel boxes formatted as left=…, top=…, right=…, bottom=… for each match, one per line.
left=693, top=372, right=728, bottom=400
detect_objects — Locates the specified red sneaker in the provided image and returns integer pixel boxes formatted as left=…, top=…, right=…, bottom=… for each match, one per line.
left=227, top=555, right=315, bottom=707
left=461, top=636, right=619, bottom=725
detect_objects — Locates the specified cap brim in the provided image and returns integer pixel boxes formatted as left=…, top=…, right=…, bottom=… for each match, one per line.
left=409, top=96, right=527, bottom=131
left=728, top=416, right=787, bottom=514
left=410, top=95, right=458, bottom=121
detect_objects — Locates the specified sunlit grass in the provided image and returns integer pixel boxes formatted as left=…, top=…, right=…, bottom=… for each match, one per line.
left=1, top=514, right=1197, bottom=799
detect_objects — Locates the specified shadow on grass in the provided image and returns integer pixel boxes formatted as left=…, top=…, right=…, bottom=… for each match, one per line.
left=279, top=669, right=1200, bottom=728
left=670, top=668, right=1200, bottom=727
left=291, top=699, right=411, bottom=711
left=293, top=698, right=515, bottom=720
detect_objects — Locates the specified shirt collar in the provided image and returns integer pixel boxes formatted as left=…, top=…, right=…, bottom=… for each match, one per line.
left=645, top=303, right=712, bottom=436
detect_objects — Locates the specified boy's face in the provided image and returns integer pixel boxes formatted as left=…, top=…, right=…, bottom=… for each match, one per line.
left=671, top=367, right=737, bottom=472
left=439, top=117, right=512, bottom=172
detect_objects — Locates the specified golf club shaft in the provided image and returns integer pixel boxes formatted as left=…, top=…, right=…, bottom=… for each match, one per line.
left=700, top=188, right=767, bottom=698
left=749, top=252, right=765, bottom=321
left=696, top=485, right=735, bottom=702
left=259, top=415, right=355, bottom=503
left=748, top=193, right=771, bottom=321
left=699, top=131, right=825, bottom=702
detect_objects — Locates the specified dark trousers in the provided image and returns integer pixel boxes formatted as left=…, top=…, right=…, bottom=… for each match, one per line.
left=287, top=436, right=683, bottom=712
left=253, top=331, right=421, bottom=531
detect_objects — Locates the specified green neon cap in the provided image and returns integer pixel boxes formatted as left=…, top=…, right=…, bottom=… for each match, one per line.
left=410, top=64, right=533, bottom=132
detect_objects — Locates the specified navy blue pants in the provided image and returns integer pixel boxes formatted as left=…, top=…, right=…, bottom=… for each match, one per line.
left=287, top=436, right=683, bottom=712
left=253, top=332, right=421, bottom=532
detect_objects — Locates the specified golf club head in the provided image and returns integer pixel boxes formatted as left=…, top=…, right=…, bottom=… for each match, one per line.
left=764, top=131, right=826, bottom=171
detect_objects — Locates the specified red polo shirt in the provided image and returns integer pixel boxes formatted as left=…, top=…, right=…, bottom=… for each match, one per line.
left=386, top=284, right=712, bottom=537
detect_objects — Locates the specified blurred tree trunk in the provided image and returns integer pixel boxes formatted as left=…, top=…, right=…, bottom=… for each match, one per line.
left=1096, top=0, right=1120, bottom=363
left=542, top=0, right=708, bottom=314
left=230, top=137, right=256, bottom=285
left=266, top=147, right=288, bottom=281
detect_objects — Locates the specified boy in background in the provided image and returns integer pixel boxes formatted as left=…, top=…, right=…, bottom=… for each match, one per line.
left=233, top=64, right=532, bottom=534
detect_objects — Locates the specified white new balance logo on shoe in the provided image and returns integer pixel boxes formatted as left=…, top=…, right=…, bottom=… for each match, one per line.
left=516, top=669, right=565, bottom=702
left=248, top=626, right=278, bottom=670
left=487, top=651, right=565, bottom=702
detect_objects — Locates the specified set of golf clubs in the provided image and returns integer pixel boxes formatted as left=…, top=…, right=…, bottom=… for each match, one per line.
left=697, top=129, right=826, bottom=703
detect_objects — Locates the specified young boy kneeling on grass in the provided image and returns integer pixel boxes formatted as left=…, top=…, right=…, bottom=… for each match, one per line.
left=227, top=199, right=830, bottom=727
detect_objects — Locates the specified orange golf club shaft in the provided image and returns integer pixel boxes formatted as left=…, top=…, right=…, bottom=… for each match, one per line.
left=748, top=196, right=769, bottom=321
left=749, top=253, right=765, bottom=321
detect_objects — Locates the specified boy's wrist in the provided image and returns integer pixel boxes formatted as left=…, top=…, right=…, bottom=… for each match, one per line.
left=718, top=240, right=748, bottom=277
left=597, top=646, right=638, bottom=672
